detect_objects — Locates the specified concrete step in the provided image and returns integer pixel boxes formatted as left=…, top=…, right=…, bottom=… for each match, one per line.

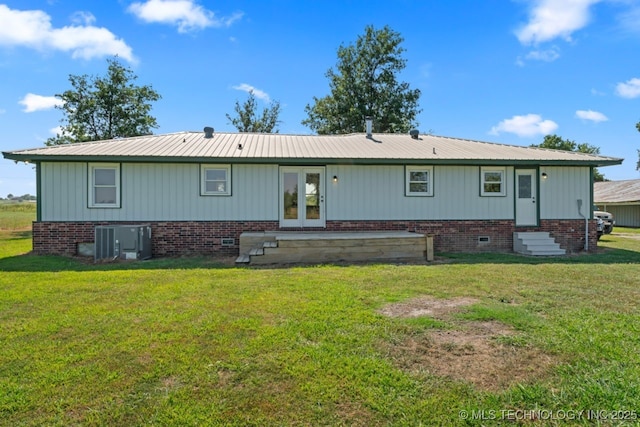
left=513, top=231, right=566, bottom=256
left=521, top=249, right=567, bottom=256
left=514, top=231, right=551, bottom=239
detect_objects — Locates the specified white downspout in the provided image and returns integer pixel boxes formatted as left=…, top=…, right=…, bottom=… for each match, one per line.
left=577, top=199, right=588, bottom=252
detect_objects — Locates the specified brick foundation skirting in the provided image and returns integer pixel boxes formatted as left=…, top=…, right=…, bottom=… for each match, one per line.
left=32, top=219, right=598, bottom=257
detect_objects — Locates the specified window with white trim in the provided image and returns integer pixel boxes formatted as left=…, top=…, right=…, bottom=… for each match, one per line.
left=405, top=166, right=433, bottom=196
left=480, top=167, right=506, bottom=196
left=201, top=164, right=231, bottom=196
left=88, top=163, right=120, bottom=208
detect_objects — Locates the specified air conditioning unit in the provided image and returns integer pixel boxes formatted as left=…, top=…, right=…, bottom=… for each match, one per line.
left=95, top=225, right=152, bottom=261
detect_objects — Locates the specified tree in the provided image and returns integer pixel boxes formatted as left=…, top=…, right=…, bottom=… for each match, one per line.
left=302, top=25, right=421, bottom=135
left=46, top=57, right=161, bottom=145
left=531, top=134, right=605, bottom=181
left=226, top=91, right=281, bottom=133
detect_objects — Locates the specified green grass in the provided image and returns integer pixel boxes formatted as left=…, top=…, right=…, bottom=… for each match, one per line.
left=1, top=208, right=640, bottom=425
left=615, top=226, right=640, bottom=234
left=0, top=201, right=36, bottom=231
left=0, top=202, right=35, bottom=258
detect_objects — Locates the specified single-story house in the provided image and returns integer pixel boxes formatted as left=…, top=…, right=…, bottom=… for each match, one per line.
left=594, top=179, right=640, bottom=228
left=2, top=129, right=622, bottom=259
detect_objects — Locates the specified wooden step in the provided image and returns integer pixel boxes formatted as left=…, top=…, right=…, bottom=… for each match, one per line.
left=249, top=247, right=264, bottom=256
left=235, top=254, right=250, bottom=264
left=263, top=244, right=425, bottom=256
left=276, top=237, right=424, bottom=249
left=239, top=231, right=429, bottom=265
left=251, top=250, right=426, bottom=265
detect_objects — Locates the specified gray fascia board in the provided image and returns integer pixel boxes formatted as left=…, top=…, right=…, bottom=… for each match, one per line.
left=2, top=152, right=624, bottom=167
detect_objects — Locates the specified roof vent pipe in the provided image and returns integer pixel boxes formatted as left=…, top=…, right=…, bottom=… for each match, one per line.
left=365, top=116, right=372, bottom=139
left=409, top=129, right=419, bottom=139
left=203, top=126, right=214, bottom=138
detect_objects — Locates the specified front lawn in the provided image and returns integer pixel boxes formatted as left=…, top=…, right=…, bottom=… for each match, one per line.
left=1, top=222, right=639, bottom=425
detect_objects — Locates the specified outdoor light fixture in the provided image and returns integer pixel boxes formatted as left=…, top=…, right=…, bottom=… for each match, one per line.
left=541, top=172, right=548, bottom=179
left=333, top=175, right=338, bottom=183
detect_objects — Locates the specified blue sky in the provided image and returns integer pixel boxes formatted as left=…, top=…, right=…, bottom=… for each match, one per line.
left=1, top=0, right=639, bottom=197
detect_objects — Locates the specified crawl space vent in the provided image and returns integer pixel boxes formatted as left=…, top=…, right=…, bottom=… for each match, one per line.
left=221, top=238, right=235, bottom=247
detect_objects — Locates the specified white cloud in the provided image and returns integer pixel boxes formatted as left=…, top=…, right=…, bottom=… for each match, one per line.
left=516, top=0, right=601, bottom=45
left=0, top=108, right=5, bottom=115
left=490, top=114, right=558, bottom=137
left=70, top=11, right=96, bottom=26
left=19, top=93, right=63, bottom=112
left=128, top=0, right=243, bottom=33
left=232, top=83, right=270, bottom=102
left=616, top=5, right=640, bottom=35
left=0, top=5, right=134, bottom=62
left=524, top=46, right=561, bottom=62
left=50, top=126, right=64, bottom=136
left=575, top=109, right=608, bottom=122
left=615, top=77, right=640, bottom=98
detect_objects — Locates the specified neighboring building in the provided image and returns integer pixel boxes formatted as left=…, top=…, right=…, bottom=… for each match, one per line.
left=2, top=130, right=622, bottom=257
left=594, top=179, right=640, bottom=228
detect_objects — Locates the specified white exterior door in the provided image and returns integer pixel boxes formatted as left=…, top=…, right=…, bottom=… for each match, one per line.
left=515, top=169, right=538, bottom=226
left=280, top=167, right=325, bottom=228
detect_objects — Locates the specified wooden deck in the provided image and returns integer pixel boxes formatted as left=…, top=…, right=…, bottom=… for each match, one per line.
left=236, top=231, right=431, bottom=265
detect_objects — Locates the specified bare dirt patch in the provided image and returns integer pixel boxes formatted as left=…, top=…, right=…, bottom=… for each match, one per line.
left=380, top=296, right=478, bottom=319
left=380, top=297, right=557, bottom=391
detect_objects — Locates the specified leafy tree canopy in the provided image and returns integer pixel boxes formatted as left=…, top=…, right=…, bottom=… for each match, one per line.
left=532, top=134, right=605, bottom=181
left=226, top=91, right=281, bottom=133
left=46, top=57, right=161, bottom=146
left=302, top=25, right=421, bottom=135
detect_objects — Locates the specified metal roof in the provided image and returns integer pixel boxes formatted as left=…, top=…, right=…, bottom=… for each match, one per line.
left=2, top=131, right=623, bottom=166
left=594, top=179, right=640, bottom=204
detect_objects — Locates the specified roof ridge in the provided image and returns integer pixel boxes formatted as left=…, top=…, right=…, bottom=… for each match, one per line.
left=432, top=134, right=605, bottom=156
left=424, top=134, right=620, bottom=160
left=595, top=178, right=640, bottom=184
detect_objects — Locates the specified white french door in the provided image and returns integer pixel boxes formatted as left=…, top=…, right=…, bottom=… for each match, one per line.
left=515, top=169, right=538, bottom=226
left=280, top=167, right=325, bottom=228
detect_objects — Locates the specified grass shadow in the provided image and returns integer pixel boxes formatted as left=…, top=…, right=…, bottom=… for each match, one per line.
left=0, top=230, right=32, bottom=239
left=0, top=252, right=238, bottom=272
left=1, top=233, right=638, bottom=272
left=440, top=246, right=640, bottom=265
left=1, top=247, right=638, bottom=272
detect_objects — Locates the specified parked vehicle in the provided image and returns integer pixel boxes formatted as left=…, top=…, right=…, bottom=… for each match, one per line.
left=593, top=206, right=614, bottom=234
left=596, top=217, right=605, bottom=240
